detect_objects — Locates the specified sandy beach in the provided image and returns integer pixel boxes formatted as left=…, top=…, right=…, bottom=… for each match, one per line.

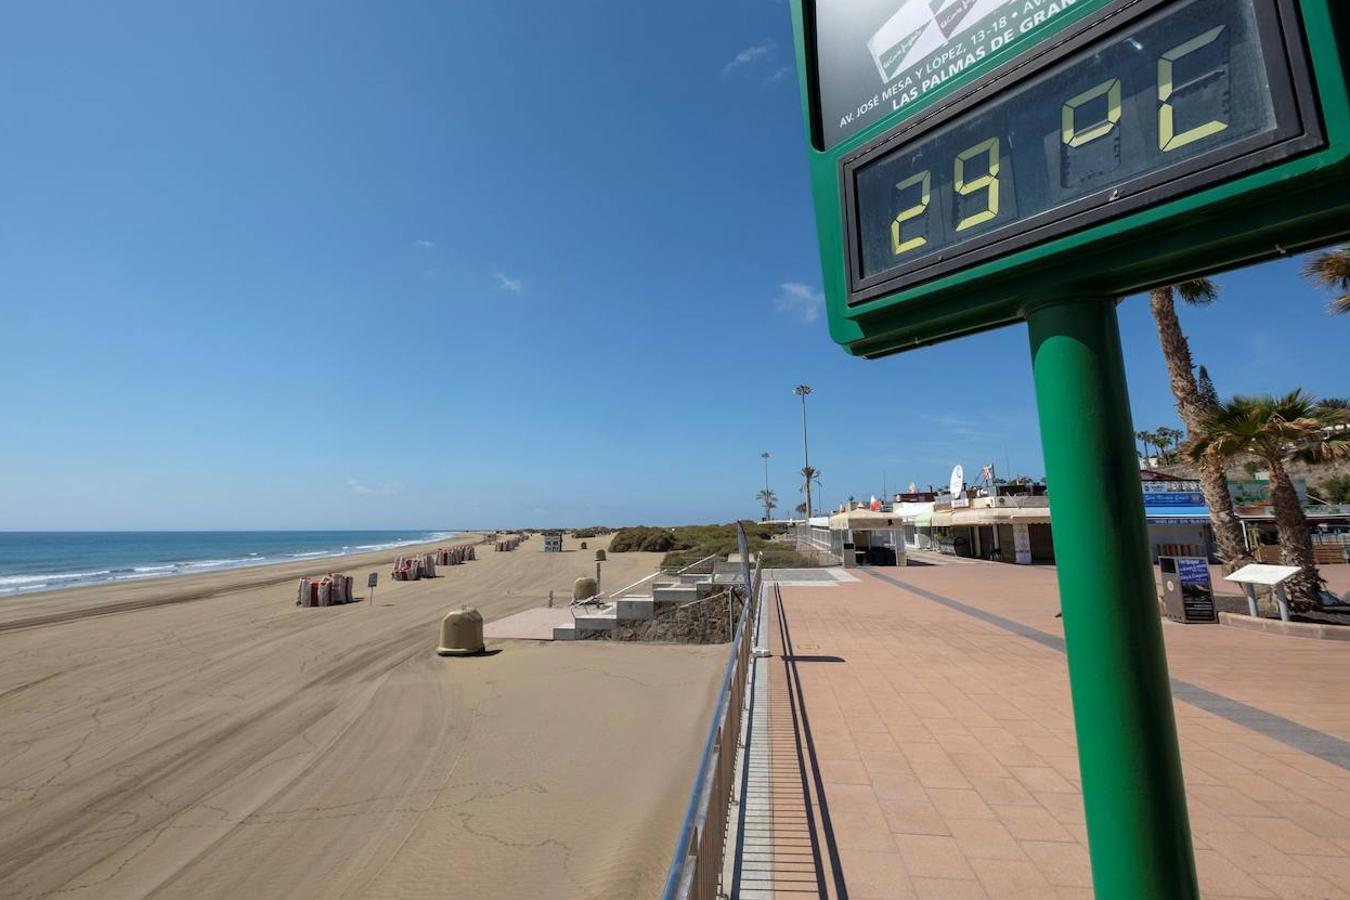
left=0, top=533, right=725, bottom=899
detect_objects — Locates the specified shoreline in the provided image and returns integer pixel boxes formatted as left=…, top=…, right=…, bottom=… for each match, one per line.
left=0, top=532, right=484, bottom=633
left=0, top=530, right=465, bottom=599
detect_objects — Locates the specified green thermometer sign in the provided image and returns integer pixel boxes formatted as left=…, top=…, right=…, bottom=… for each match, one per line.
left=849, top=0, right=1299, bottom=297
left=794, top=0, right=1350, bottom=356
left=790, top=2, right=1350, bottom=897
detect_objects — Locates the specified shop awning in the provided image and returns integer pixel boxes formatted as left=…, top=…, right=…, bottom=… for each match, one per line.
left=931, top=508, right=1051, bottom=527
left=1143, top=489, right=1210, bottom=524
left=830, top=510, right=903, bottom=530
left=1143, top=504, right=1210, bottom=523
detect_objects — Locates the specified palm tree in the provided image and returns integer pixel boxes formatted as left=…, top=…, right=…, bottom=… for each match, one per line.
left=1155, top=426, right=1185, bottom=464
left=1136, top=430, right=1155, bottom=468
left=1302, top=245, right=1350, bottom=314
left=1148, top=280, right=1251, bottom=568
left=795, top=502, right=808, bottom=518
left=756, top=488, right=778, bottom=521
left=1187, top=390, right=1350, bottom=610
left=1152, top=429, right=1173, bottom=464
left=799, top=466, right=823, bottom=513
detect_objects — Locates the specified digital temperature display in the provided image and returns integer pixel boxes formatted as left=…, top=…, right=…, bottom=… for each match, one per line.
left=846, top=0, right=1304, bottom=298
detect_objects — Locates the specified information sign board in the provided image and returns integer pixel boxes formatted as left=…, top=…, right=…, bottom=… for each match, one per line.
left=1160, top=556, right=1216, bottom=623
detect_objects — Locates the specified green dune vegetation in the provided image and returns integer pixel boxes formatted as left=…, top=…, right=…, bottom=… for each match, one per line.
left=607, top=522, right=818, bottom=569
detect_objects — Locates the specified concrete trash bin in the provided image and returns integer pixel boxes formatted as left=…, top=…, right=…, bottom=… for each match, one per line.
left=437, top=607, right=485, bottom=656
left=573, top=576, right=598, bottom=602
left=594, top=549, right=606, bottom=562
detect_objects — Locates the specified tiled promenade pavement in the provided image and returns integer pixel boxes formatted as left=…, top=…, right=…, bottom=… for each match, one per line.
left=728, top=563, right=1350, bottom=899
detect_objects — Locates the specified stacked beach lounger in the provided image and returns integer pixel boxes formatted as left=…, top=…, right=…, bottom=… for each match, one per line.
left=296, top=574, right=355, bottom=607
left=393, top=546, right=476, bottom=580
left=434, top=545, right=475, bottom=566
left=392, top=555, right=433, bottom=581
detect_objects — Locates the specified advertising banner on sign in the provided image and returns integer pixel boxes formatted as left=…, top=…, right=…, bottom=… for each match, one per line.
left=814, top=0, right=1080, bottom=149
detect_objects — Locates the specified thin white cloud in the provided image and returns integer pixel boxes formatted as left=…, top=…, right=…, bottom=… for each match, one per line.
left=347, top=478, right=401, bottom=496
left=415, top=239, right=435, bottom=248
left=494, top=272, right=524, bottom=294
left=765, top=65, right=792, bottom=84
left=723, top=40, right=773, bottom=76
left=774, top=282, right=825, bottom=324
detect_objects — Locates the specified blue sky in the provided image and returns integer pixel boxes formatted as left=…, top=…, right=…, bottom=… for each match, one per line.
left=1, top=0, right=1344, bottom=531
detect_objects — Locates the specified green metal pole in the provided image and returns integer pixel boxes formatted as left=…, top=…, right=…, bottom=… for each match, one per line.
left=1025, top=298, right=1199, bottom=900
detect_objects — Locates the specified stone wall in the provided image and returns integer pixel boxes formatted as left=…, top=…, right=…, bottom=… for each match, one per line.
left=604, top=588, right=747, bottom=644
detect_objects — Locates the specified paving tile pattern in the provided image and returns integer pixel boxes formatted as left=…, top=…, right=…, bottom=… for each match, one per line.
left=731, top=564, right=1350, bottom=899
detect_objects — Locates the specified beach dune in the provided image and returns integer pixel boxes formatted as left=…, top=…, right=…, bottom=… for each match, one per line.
left=0, top=534, right=724, bottom=899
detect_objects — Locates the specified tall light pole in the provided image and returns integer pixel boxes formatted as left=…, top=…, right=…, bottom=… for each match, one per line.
left=761, top=451, right=771, bottom=521
left=793, top=385, right=813, bottom=520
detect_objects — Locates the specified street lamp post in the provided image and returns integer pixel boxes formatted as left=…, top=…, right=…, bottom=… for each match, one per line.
left=761, top=451, right=771, bottom=521
left=793, top=385, right=813, bottom=520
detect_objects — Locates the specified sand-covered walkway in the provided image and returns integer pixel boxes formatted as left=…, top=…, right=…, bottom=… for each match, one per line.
left=0, top=535, right=725, bottom=899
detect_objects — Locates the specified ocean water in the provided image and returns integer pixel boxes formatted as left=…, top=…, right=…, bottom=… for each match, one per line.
left=0, top=531, right=457, bottom=597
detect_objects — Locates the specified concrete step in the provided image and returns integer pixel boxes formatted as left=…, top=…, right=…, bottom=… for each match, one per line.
left=573, top=603, right=618, bottom=631
left=654, top=584, right=698, bottom=606
left=552, top=623, right=577, bottom=641
left=615, top=596, right=656, bottom=621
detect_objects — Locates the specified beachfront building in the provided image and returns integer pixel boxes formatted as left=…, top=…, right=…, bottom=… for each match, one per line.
left=925, top=492, right=1055, bottom=563
left=1138, top=470, right=1350, bottom=563
left=903, top=476, right=1217, bottom=565
left=803, top=470, right=1348, bottom=568
left=1141, top=473, right=1215, bottom=560
left=826, top=508, right=907, bottom=566
left=892, top=492, right=937, bottom=550
left=1224, top=471, right=1350, bottom=562
left=1241, top=506, right=1350, bottom=564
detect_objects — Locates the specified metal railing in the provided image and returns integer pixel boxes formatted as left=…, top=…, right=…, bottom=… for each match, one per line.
left=793, top=522, right=840, bottom=564
left=660, top=559, right=760, bottom=900
left=660, top=552, right=721, bottom=577
left=569, top=565, right=687, bottom=619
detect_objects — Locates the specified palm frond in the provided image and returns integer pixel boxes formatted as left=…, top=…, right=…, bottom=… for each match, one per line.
left=1185, top=390, right=1346, bottom=465
left=1302, top=246, right=1350, bottom=288
left=1302, top=246, right=1350, bottom=315
left=1176, top=278, right=1218, bottom=306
